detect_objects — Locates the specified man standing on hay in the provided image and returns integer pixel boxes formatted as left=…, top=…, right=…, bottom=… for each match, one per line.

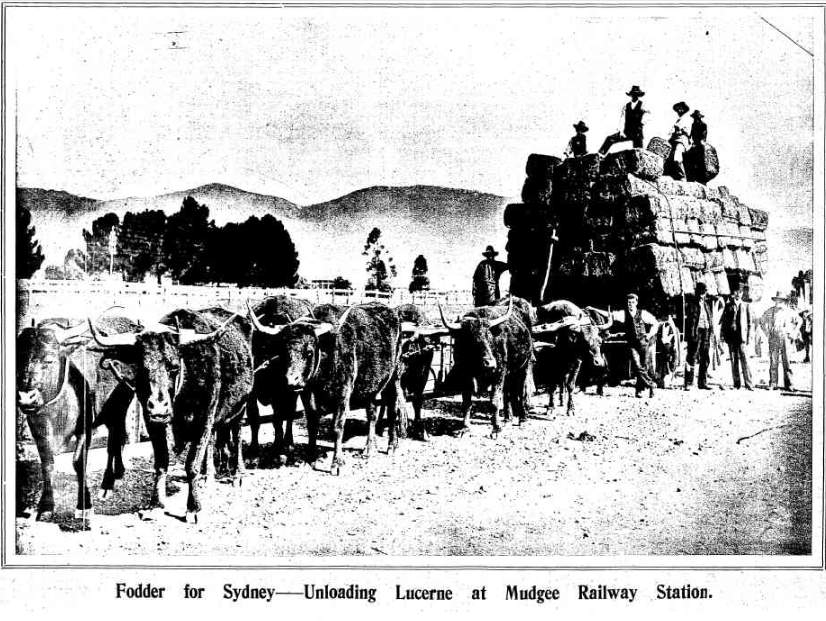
left=472, top=245, right=508, bottom=307
left=759, top=291, right=798, bottom=390
left=599, top=85, right=648, bottom=154
left=619, top=293, right=658, bottom=398
left=564, top=120, right=589, bottom=157
left=722, top=287, right=754, bottom=390
left=666, top=101, right=692, bottom=180
left=684, top=281, right=715, bottom=390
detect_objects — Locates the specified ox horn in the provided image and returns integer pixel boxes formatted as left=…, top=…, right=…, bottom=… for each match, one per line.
left=338, top=304, right=355, bottom=327
left=178, top=313, right=239, bottom=346
left=532, top=316, right=577, bottom=334
left=400, top=321, right=419, bottom=336
left=438, top=304, right=461, bottom=331
left=87, top=317, right=139, bottom=348
left=489, top=296, right=513, bottom=328
left=247, top=300, right=285, bottom=337
left=54, top=321, right=90, bottom=345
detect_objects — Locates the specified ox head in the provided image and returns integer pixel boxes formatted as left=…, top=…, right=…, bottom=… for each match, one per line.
left=17, top=320, right=88, bottom=415
left=248, top=301, right=341, bottom=391
left=438, top=297, right=513, bottom=374
left=88, top=313, right=237, bottom=424
left=533, top=312, right=611, bottom=369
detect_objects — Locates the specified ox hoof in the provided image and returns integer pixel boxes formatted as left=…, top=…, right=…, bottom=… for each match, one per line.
left=97, top=488, right=111, bottom=501
left=489, top=428, right=501, bottom=440
left=185, top=511, right=199, bottom=524
left=74, top=508, right=94, bottom=521
left=456, top=426, right=471, bottom=438
left=35, top=509, right=54, bottom=522
left=232, top=476, right=243, bottom=488
left=137, top=507, right=165, bottom=521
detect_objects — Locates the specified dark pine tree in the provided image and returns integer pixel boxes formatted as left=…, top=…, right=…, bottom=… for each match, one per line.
left=118, top=209, right=167, bottom=282
left=16, top=204, right=45, bottom=278
left=161, top=196, right=213, bottom=284
left=409, top=254, right=430, bottom=292
left=82, top=212, right=120, bottom=276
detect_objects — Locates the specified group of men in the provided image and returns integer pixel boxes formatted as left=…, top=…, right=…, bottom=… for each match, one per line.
left=563, top=84, right=708, bottom=180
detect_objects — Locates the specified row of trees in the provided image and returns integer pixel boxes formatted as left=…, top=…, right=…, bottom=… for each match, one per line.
left=21, top=199, right=432, bottom=290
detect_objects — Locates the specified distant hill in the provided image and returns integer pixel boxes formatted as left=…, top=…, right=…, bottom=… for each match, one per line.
left=19, top=183, right=510, bottom=289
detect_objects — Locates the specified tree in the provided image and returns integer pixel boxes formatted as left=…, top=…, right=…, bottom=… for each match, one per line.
left=16, top=204, right=44, bottom=278
left=409, top=254, right=430, bottom=292
left=118, top=210, right=166, bottom=282
left=205, top=214, right=299, bottom=287
left=362, top=227, right=397, bottom=292
left=161, top=196, right=213, bottom=284
left=332, top=275, right=352, bottom=290
left=82, top=212, right=120, bottom=276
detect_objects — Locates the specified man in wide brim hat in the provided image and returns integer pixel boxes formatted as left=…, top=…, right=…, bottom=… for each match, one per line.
left=473, top=245, right=508, bottom=306
left=565, top=121, right=590, bottom=158
left=759, top=290, right=797, bottom=390
left=684, top=276, right=714, bottom=390
left=666, top=101, right=692, bottom=180
left=672, top=101, right=690, bottom=115
left=599, top=85, right=649, bottom=154
left=690, top=109, right=708, bottom=148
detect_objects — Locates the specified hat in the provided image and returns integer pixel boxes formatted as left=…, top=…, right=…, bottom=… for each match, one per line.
left=626, top=293, right=639, bottom=301
left=626, top=85, right=645, bottom=97
left=573, top=120, right=589, bottom=132
left=691, top=110, right=704, bottom=119
left=482, top=245, right=499, bottom=258
left=673, top=101, right=690, bottom=115
left=771, top=290, right=788, bottom=302
left=695, top=282, right=707, bottom=295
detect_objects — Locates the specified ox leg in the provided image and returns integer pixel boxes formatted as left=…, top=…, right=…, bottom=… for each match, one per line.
left=246, top=394, right=261, bottom=466
left=490, top=381, right=504, bottom=439
left=99, top=384, right=132, bottom=498
left=330, top=394, right=351, bottom=475
left=139, top=421, right=169, bottom=519
left=458, top=383, right=473, bottom=436
left=566, top=361, right=582, bottom=416
left=412, top=395, right=429, bottom=441
left=362, top=402, right=377, bottom=459
left=72, top=431, right=93, bottom=521
left=185, top=402, right=217, bottom=523
left=231, top=422, right=245, bottom=486
left=28, top=414, right=56, bottom=520
left=376, top=405, right=387, bottom=437
left=302, top=392, right=320, bottom=464
left=385, top=376, right=405, bottom=452
left=510, top=370, right=528, bottom=426
left=283, top=393, right=297, bottom=456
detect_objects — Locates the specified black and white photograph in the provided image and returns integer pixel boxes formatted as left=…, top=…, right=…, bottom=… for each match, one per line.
left=1, top=1, right=824, bottom=612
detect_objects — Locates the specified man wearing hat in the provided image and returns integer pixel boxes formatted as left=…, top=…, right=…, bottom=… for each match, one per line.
left=759, top=291, right=799, bottom=390
left=599, top=85, right=649, bottom=155
left=684, top=281, right=715, bottom=389
left=564, top=121, right=589, bottom=158
left=690, top=109, right=707, bottom=146
left=666, top=101, right=692, bottom=180
left=472, top=245, right=509, bottom=307
left=721, top=287, right=753, bottom=390
left=618, top=292, right=658, bottom=397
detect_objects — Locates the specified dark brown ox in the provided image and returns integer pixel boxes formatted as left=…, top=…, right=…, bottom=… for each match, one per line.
left=248, top=302, right=406, bottom=475
left=532, top=300, right=611, bottom=415
left=246, top=295, right=314, bottom=460
left=88, top=308, right=252, bottom=522
left=437, top=297, right=533, bottom=437
left=16, top=317, right=140, bottom=522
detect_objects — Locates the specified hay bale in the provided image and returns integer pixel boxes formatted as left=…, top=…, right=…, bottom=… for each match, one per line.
left=735, top=249, right=756, bottom=272
left=748, top=207, right=769, bottom=231
left=713, top=270, right=731, bottom=296
left=706, top=250, right=724, bottom=271
left=654, top=176, right=707, bottom=199
left=526, top=154, right=562, bottom=180
left=554, top=153, right=601, bottom=186
left=744, top=273, right=764, bottom=302
left=696, top=270, right=719, bottom=296
left=600, top=148, right=664, bottom=181
left=698, top=200, right=722, bottom=224
left=503, top=203, right=552, bottom=229
left=685, top=143, right=720, bottom=184
left=521, top=176, right=553, bottom=206
left=722, top=247, right=737, bottom=270
left=681, top=247, right=706, bottom=269
left=646, top=136, right=672, bottom=159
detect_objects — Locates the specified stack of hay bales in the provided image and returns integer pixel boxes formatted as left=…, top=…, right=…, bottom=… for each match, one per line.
left=504, top=146, right=769, bottom=316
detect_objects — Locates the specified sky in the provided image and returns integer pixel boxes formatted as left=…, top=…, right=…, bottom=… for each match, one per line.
left=8, top=6, right=819, bottom=221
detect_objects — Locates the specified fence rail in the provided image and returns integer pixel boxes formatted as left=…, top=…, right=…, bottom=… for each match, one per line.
left=16, top=279, right=474, bottom=326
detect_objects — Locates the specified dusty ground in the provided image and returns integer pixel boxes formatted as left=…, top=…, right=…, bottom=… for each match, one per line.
left=15, top=356, right=813, bottom=558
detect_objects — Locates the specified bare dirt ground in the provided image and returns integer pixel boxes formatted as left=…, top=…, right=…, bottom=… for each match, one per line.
left=15, top=356, right=813, bottom=558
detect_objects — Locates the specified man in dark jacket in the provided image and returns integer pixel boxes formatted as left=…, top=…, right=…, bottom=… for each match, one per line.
left=599, top=85, right=648, bottom=154
left=690, top=109, right=707, bottom=146
left=684, top=282, right=715, bottom=389
left=721, top=287, right=753, bottom=390
left=618, top=293, right=658, bottom=398
left=472, top=246, right=508, bottom=307
left=564, top=120, right=589, bottom=157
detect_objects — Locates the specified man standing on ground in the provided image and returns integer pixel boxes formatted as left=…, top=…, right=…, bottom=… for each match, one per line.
left=684, top=282, right=715, bottom=390
left=619, top=293, right=658, bottom=398
left=760, top=291, right=798, bottom=390
left=599, top=85, right=648, bottom=154
left=472, top=245, right=508, bottom=307
left=722, top=287, right=753, bottom=390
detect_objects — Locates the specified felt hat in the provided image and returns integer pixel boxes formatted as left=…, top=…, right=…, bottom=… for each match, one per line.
left=673, top=101, right=690, bottom=115
left=573, top=120, right=589, bottom=132
left=482, top=245, right=499, bottom=258
left=695, top=282, right=708, bottom=295
left=626, top=293, right=639, bottom=301
left=626, top=85, right=645, bottom=97
left=691, top=110, right=704, bottom=119
left=771, top=290, right=788, bottom=302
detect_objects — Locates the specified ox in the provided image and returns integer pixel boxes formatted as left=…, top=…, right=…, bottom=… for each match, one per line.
left=436, top=297, right=533, bottom=437
left=246, top=295, right=314, bottom=460
left=249, top=302, right=406, bottom=475
left=16, top=317, right=140, bottom=522
left=532, top=300, right=611, bottom=415
left=89, top=307, right=252, bottom=522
